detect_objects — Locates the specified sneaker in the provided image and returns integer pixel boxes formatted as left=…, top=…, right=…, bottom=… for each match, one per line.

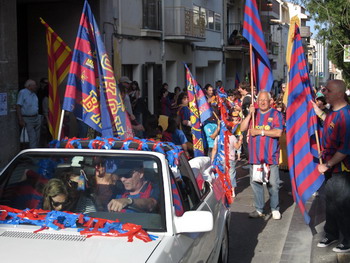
left=272, top=210, right=281, bottom=220
left=332, top=244, right=350, bottom=253
left=249, top=210, right=264, bottom=218
left=317, top=237, right=338, bottom=248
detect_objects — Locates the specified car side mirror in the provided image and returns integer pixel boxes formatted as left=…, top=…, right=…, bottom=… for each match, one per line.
left=174, top=211, right=213, bottom=234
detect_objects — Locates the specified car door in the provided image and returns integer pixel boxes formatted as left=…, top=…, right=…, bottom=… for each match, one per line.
left=171, top=154, right=222, bottom=262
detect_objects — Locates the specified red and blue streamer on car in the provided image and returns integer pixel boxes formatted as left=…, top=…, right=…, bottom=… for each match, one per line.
left=0, top=205, right=156, bottom=242
left=285, top=24, right=323, bottom=224
left=242, top=0, right=273, bottom=92
left=170, top=177, right=184, bottom=217
left=184, top=64, right=212, bottom=157
left=62, top=0, right=133, bottom=139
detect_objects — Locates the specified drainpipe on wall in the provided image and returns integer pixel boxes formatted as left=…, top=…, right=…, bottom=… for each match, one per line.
left=161, top=0, right=165, bottom=79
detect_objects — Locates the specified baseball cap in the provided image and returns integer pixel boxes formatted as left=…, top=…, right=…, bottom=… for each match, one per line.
left=119, top=76, right=132, bottom=84
left=119, top=161, right=143, bottom=178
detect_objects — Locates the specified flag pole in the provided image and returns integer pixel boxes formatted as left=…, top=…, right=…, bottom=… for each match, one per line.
left=249, top=44, right=255, bottom=127
left=314, top=129, right=323, bottom=164
left=57, top=109, right=65, bottom=140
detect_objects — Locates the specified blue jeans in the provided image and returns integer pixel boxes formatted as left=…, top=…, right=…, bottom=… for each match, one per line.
left=229, top=160, right=237, bottom=188
left=249, top=164, right=280, bottom=213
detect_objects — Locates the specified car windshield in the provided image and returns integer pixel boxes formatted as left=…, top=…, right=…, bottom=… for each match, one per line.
left=0, top=152, right=165, bottom=232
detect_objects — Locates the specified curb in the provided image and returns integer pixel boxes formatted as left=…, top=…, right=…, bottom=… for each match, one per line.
left=311, top=231, right=350, bottom=263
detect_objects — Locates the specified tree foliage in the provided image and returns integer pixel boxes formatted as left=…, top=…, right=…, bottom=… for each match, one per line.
left=299, top=0, right=350, bottom=84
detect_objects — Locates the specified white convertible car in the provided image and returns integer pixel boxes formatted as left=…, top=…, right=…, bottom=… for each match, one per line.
left=0, top=138, right=230, bottom=263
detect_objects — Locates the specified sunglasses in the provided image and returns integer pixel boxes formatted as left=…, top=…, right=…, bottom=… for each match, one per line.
left=50, top=197, right=67, bottom=207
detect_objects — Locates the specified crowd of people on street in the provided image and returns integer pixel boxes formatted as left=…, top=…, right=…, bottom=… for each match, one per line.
left=16, top=75, right=350, bottom=253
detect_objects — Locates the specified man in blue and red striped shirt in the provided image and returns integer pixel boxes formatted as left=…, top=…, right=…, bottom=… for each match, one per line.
left=241, top=90, right=284, bottom=219
left=315, top=80, right=350, bottom=253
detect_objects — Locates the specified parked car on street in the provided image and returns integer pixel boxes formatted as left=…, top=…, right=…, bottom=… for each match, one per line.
left=0, top=138, right=230, bottom=263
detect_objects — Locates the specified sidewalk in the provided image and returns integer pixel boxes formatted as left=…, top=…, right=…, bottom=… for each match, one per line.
left=228, top=162, right=312, bottom=263
left=229, top=160, right=350, bottom=263
left=309, top=187, right=350, bottom=263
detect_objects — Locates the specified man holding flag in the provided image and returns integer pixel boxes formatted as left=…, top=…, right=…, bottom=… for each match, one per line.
left=314, top=80, right=350, bottom=253
left=240, top=91, right=284, bottom=219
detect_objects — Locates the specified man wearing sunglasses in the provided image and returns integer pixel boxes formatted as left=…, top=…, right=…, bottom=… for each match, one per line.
left=107, top=167, right=159, bottom=213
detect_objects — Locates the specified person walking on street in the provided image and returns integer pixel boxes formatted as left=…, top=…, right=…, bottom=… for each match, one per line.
left=16, top=79, right=41, bottom=148
left=240, top=90, right=284, bottom=220
left=314, top=80, right=350, bottom=253
left=238, top=81, right=252, bottom=162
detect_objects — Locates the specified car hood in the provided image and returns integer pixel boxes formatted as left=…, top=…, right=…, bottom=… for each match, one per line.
left=0, top=225, right=163, bottom=263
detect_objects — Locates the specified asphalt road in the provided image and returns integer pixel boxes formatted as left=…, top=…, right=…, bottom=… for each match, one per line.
left=228, top=161, right=313, bottom=263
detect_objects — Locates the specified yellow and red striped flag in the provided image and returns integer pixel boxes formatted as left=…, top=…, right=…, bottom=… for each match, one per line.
left=40, top=18, right=72, bottom=139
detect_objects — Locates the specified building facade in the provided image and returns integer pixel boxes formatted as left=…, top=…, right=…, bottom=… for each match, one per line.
left=0, top=0, right=324, bottom=165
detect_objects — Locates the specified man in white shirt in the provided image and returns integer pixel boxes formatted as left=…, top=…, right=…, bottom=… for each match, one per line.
left=16, top=79, right=41, bottom=148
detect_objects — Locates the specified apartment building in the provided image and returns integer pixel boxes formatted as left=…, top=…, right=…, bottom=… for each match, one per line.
left=0, top=0, right=315, bottom=165
left=108, top=0, right=225, bottom=113
left=0, top=0, right=226, bottom=164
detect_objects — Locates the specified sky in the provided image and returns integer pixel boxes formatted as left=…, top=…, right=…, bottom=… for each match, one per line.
left=308, top=19, right=317, bottom=36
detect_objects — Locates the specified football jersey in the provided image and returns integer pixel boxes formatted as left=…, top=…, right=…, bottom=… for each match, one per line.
left=322, top=104, right=350, bottom=173
left=248, top=108, right=284, bottom=164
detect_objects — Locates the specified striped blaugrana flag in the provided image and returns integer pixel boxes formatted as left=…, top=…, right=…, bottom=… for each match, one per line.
left=242, top=0, right=273, bottom=92
left=286, top=24, right=323, bottom=224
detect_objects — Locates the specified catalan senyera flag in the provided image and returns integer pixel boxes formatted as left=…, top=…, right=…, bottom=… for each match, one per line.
left=285, top=24, right=323, bottom=224
left=62, top=0, right=132, bottom=139
left=184, top=64, right=212, bottom=157
left=242, top=0, right=273, bottom=92
left=40, top=18, right=72, bottom=139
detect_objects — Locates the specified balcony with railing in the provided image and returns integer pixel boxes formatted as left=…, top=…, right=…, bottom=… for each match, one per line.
left=164, top=6, right=206, bottom=42
left=226, top=22, right=248, bottom=50
left=300, top=26, right=311, bottom=38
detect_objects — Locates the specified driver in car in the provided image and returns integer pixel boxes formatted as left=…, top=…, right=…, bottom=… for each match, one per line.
left=107, top=167, right=159, bottom=213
